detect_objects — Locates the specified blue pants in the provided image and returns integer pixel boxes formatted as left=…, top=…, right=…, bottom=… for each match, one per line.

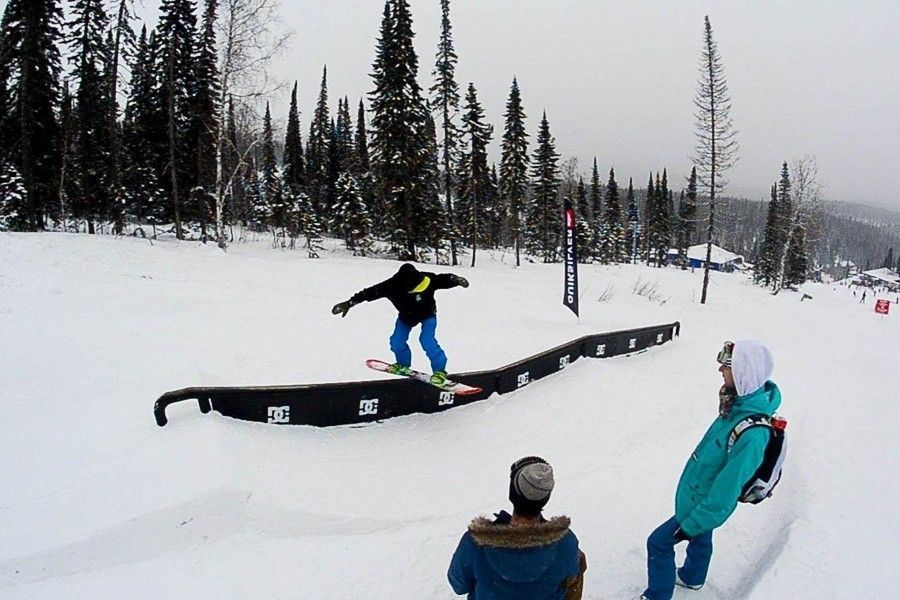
left=389, top=316, right=447, bottom=373
left=642, top=516, right=713, bottom=600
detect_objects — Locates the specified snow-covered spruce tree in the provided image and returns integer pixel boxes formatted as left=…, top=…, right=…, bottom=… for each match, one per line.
left=353, top=99, right=378, bottom=237
left=456, top=82, right=492, bottom=266
left=625, top=178, right=640, bottom=264
left=575, top=176, right=592, bottom=261
left=286, top=186, right=323, bottom=258
left=775, top=156, right=822, bottom=291
left=306, top=65, right=331, bottom=221
left=415, top=114, right=449, bottom=261
left=0, top=162, right=27, bottom=230
left=642, top=172, right=655, bottom=263
left=369, top=0, right=432, bottom=260
left=693, top=15, right=738, bottom=304
left=261, top=102, right=287, bottom=244
left=190, top=0, right=219, bottom=242
left=157, top=0, right=198, bottom=239
left=499, top=77, right=529, bottom=266
left=755, top=183, right=781, bottom=286
left=1, top=0, right=64, bottom=231
left=783, top=223, right=808, bottom=287
left=601, top=168, right=624, bottom=263
left=333, top=171, right=373, bottom=256
left=485, top=164, right=503, bottom=249
left=429, top=0, right=461, bottom=264
left=678, top=166, right=698, bottom=267
left=526, top=111, right=561, bottom=262
left=651, top=170, right=671, bottom=266
left=283, top=81, right=305, bottom=195
left=589, top=158, right=603, bottom=260
left=67, top=0, right=112, bottom=234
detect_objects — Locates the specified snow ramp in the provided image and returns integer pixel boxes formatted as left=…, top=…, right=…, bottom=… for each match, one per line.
left=154, top=321, right=680, bottom=427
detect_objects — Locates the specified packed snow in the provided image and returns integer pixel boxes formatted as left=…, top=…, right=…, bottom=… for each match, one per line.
left=0, top=232, right=897, bottom=599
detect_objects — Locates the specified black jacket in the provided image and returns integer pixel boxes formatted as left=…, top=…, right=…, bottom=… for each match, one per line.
left=351, top=265, right=461, bottom=326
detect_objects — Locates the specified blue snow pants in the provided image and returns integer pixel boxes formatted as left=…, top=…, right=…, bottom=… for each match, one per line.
left=389, top=316, right=447, bottom=373
left=642, top=516, right=713, bottom=600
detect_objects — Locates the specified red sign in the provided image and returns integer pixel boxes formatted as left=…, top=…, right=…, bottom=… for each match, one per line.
left=875, top=299, right=890, bottom=315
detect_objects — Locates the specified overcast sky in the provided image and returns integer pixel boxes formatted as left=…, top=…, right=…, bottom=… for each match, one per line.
left=135, top=0, right=900, bottom=208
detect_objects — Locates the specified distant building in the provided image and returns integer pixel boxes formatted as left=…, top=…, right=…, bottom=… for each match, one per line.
left=666, top=244, right=745, bottom=273
left=857, top=268, right=900, bottom=292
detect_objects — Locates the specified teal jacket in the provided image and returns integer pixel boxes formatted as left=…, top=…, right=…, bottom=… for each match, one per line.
left=675, top=381, right=781, bottom=537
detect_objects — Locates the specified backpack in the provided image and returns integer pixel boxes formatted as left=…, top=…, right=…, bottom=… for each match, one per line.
left=728, top=414, right=787, bottom=504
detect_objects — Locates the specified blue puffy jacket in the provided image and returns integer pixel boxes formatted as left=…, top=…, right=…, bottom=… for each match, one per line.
left=675, top=381, right=782, bottom=537
left=448, top=511, right=582, bottom=599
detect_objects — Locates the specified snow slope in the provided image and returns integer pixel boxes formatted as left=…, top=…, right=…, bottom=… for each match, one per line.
left=0, top=232, right=897, bottom=599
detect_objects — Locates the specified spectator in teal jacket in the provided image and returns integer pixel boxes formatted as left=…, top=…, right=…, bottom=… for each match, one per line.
left=639, top=340, right=781, bottom=600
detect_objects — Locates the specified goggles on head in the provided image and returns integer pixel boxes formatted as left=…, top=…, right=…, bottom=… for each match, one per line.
left=717, top=341, right=734, bottom=367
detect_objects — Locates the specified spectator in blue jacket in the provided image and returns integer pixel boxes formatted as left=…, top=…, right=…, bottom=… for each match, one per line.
left=639, top=340, right=781, bottom=600
left=448, top=456, right=587, bottom=599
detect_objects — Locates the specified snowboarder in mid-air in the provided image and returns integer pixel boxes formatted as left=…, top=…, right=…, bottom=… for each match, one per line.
left=332, top=263, right=469, bottom=386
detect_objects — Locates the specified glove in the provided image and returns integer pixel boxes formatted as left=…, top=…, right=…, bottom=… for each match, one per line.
left=331, top=299, right=356, bottom=318
left=453, top=275, right=470, bottom=288
left=673, top=527, right=694, bottom=543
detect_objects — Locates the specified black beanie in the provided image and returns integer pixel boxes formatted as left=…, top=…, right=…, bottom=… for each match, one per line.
left=396, top=263, right=420, bottom=288
left=508, top=456, right=555, bottom=517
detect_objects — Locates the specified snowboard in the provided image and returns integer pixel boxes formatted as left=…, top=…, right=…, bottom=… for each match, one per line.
left=366, top=359, right=483, bottom=396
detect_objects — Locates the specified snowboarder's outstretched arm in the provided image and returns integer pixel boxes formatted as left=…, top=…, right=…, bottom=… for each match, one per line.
left=432, top=273, right=469, bottom=290
left=331, top=274, right=403, bottom=317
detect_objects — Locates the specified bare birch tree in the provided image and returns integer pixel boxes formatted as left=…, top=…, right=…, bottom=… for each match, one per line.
left=693, top=15, right=738, bottom=304
left=213, top=0, right=290, bottom=248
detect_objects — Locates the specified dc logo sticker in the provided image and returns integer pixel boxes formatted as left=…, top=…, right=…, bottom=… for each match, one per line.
left=267, top=406, right=290, bottom=424
left=359, top=399, right=379, bottom=416
left=629, top=338, right=637, bottom=349
left=517, top=372, right=530, bottom=388
left=596, top=344, right=606, bottom=356
left=438, top=391, right=455, bottom=406
left=656, top=333, right=664, bottom=343
left=559, top=356, right=570, bottom=369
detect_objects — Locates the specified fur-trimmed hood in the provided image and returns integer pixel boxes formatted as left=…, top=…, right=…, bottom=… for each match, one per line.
left=460, top=514, right=578, bottom=586
left=468, top=515, right=572, bottom=549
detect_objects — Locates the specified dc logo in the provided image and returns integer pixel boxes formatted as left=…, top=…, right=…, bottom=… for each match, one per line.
left=517, top=372, right=530, bottom=388
left=596, top=344, right=606, bottom=356
left=629, top=338, right=637, bottom=349
left=656, top=333, right=664, bottom=344
left=414, top=294, right=422, bottom=302
left=438, top=391, right=455, bottom=406
left=267, top=406, right=290, bottom=424
left=359, top=399, right=379, bottom=416
left=559, top=356, right=570, bottom=369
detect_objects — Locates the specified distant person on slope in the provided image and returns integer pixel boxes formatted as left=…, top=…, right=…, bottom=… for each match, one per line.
left=638, top=340, right=781, bottom=600
left=448, top=456, right=587, bottom=599
left=331, top=263, right=468, bottom=386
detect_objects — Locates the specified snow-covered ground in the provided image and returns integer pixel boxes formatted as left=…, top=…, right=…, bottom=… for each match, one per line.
left=0, top=232, right=897, bottom=599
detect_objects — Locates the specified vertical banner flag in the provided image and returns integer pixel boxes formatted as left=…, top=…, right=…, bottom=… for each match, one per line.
left=563, top=198, right=579, bottom=317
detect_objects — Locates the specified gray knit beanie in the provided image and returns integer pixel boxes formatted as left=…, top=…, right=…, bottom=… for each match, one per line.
left=509, top=456, right=554, bottom=515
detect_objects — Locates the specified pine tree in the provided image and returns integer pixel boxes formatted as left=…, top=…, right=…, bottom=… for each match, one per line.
left=457, top=82, right=492, bottom=266
left=601, top=168, right=624, bottom=263
left=575, top=176, right=592, bottom=260
left=353, top=98, right=377, bottom=236
left=67, top=0, right=112, bottom=233
left=694, top=15, right=738, bottom=303
left=0, top=161, right=27, bottom=230
left=333, top=171, right=373, bottom=256
left=190, top=0, right=219, bottom=241
left=626, top=178, right=640, bottom=264
left=355, top=99, right=370, bottom=174
left=485, top=163, right=503, bottom=249
left=307, top=66, right=331, bottom=220
left=429, top=0, right=461, bottom=264
left=784, top=223, right=808, bottom=287
left=883, top=247, right=895, bottom=270
left=499, top=77, right=529, bottom=266
left=2, top=0, right=64, bottom=231
left=417, top=114, right=449, bottom=260
left=678, top=166, right=698, bottom=266
left=283, top=81, right=305, bottom=194
left=369, top=0, right=432, bottom=259
left=261, top=102, right=285, bottom=241
left=526, top=111, right=561, bottom=262
left=157, top=0, right=198, bottom=238
left=642, top=172, right=655, bottom=262
left=756, top=183, right=781, bottom=286
left=651, top=169, right=671, bottom=266
left=589, top=158, right=603, bottom=260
